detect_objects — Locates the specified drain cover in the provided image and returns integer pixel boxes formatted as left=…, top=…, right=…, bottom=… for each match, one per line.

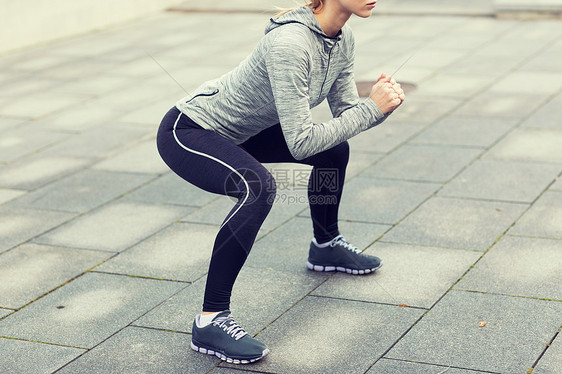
left=355, top=81, right=416, bottom=97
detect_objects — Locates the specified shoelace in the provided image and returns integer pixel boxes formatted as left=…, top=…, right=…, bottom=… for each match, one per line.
left=212, top=314, right=248, bottom=341
left=330, top=235, right=362, bottom=254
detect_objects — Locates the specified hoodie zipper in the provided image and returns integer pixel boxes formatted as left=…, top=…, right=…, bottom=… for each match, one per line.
left=185, top=89, right=219, bottom=104
left=318, top=42, right=337, bottom=100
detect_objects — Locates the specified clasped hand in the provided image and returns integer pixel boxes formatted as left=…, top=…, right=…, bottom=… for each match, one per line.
left=369, top=73, right=405, bottom=115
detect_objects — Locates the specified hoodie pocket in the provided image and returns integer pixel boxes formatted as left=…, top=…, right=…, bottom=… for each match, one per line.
left=184, top=88, right=219, bottom=104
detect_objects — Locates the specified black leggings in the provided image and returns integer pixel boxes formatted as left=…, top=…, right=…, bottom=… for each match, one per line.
left=157, top=107, right=349, bottom=311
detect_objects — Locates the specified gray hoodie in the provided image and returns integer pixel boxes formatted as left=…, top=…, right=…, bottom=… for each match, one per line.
left=175, top=6, right=386, bottom=160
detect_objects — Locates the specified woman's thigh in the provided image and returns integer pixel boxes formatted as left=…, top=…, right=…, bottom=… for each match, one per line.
left=240, top=123, right=349, bottom=168
left=157, top=109, right=272, bottom=199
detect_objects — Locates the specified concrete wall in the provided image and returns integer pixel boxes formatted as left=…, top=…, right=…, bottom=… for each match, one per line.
left=0, top=0, right=183, bottom=55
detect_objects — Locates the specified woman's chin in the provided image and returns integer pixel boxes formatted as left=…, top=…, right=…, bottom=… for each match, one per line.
left=356, top=11, right=373, bottom=18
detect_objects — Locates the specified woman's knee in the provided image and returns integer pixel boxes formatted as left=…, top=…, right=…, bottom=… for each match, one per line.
left=314, top=140, right=350, bottom=169
left=231, top=167, right=276, bottom=206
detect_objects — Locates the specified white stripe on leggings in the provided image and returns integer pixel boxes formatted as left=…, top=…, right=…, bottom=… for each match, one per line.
left=172, top=111, right=249, bottom=231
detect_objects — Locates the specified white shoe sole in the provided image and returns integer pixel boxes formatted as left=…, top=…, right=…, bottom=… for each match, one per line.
left=191, top=341, right=269, bottom=364
left=306, top=260, right=383, bottom=275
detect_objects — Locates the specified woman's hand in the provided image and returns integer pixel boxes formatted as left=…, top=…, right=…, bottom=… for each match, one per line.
left=369, top=73, right=405, bottom=114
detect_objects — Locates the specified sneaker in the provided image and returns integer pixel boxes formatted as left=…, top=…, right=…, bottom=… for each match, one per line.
left=307, top=235, right=382, bottom=275
left=191, top=310, right=269, bottom=364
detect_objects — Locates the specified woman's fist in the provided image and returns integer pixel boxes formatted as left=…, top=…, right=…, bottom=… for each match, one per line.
left=369, top=73, right=405, bottom=114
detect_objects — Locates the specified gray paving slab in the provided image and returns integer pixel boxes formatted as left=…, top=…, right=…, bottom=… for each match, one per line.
left=454, top=91, right=550, bottom=119
left=456, top=236, right=562, bottom=300
left=312, top=242, right=481, bottom=308
left=489, top=71, right=562, bottom=96
left=0, top=309, right=13, bottom=319
left=361, top=145, right=482, bottom=183
left=183, top=193, right=308, bottom=231
left=134, top=266, right=324, bottom=336
left=95, top=222, right=216, bottom=282
left=476, top=24, right=557, bottom=57
left=509, top=191, right=562, bottom=239
left=0, top=272, right=185, bottom=348
left=521, top=93, right=562, bottom=129
left=534, top=334, right=562, bottom=374
left=231, top=296, right=424, bottom=374
left=8, top=169, right=153, bottom=213
left=89, top=83, right=182, bottom=115
left=438, top=160, right=561, bottom=203
left=550, top=177, right=562, bottom=191
left=245, top=216, right=390, bottom=274
left=172, top=0, right=301, bottom=13
left=53, top=74, right=133, bottom=96
left=377, top=0, right=494, bottom=15
left=387, top=48, right=467, bottom=70
left=0, top=117, right=25, bottom=131
left=410, top=116, right=518, bottom=148
left=325, top=177, right=440, bottom=224
left=349, top=121, right=427, bottom=154
left=0, top=206, right=75, bottom=254
left=0, top=243, right=109, bottom=309
left=34, top=201, right=190, bottom=252
left=346, top=151, right=384, bottom=180
left=425, top=34, right=491, bottom=51
left=374, top=17, right=458, bottom=41
left=56, top=326, right=217, bottom=374
left=384, top=94, right=462, bottom=124
left=0, top=338, right=86, bottom=374
left=0, top=75, right=65, bottom=100
left=368, top=358, right=491, bottom=374
left=413, top=74, right=491, bottom=99
left=41, top=125, right=150, bottom=158
left=27, top=101, right=125, bottom=132
left=495, top=0, right=562, bottom=13
left=124, top=172, right=217, bottom=207
left=519, top=47, right=562, bottom=73
left=382, top=197, right=528, bottom=250
left=114, top=98, right=180, bottom=127
left=485, top=128, right=562, bottom=163
left=363, top=64, right=436, bottom=85
left=0, top=188, right=25, bottom=204
left=386, top=290, right=562, bottom=373
left=442, top=50, right=522, bottom=78
left=92, top=138, right=170, bottom=174
left=0, top=91, right=91, bottom=119
left=0, top=127, right=68, bottom=163
left=0, top=155, right=91, bottom=190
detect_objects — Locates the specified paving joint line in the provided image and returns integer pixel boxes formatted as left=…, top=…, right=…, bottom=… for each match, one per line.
left=0, top=335, right=88, bottom=350
left=376, top=239, right=485, bottom=253
left=453, top=288, right=562, bottom=303
left=530, top=326, right=561, bottom=370
left=88, top=270, right=194, bottom=284
left=431, top=194, right=532, bottom=205
left=309, top=294, right=428, bottom=311
left=506, top=233, right=562, bottom=241
left=52, top=280, right=192, bottom=373
left=381, top=356, right=502, bottom=374
left=362, top=174, right=544, bottom=370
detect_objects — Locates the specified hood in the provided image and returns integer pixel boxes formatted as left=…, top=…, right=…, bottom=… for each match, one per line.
left=265, top=6, right=340, bottom=39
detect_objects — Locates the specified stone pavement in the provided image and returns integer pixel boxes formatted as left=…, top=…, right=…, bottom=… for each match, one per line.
left=1, top=1, right=561, bottom=373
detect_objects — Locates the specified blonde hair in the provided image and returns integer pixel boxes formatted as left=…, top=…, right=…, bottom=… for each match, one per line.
left=275, top=0, right=324, bottom=18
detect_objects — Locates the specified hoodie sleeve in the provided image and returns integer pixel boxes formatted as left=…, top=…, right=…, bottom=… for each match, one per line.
left=265, top=33, right=386, bottom=161
left=327, top=33, right=360, bottom=118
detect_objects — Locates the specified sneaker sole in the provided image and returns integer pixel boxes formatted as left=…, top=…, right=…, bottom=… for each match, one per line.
left=191, top=341, right=269, bottom=364
left=306, top=260, right=383, bottom=275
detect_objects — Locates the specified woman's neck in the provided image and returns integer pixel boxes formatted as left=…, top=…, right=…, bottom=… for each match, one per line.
left=313, top=2, right=352, bottom=37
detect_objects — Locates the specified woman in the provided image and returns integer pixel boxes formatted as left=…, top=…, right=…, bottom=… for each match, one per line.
left=156, top=0, right=404, bottom=364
